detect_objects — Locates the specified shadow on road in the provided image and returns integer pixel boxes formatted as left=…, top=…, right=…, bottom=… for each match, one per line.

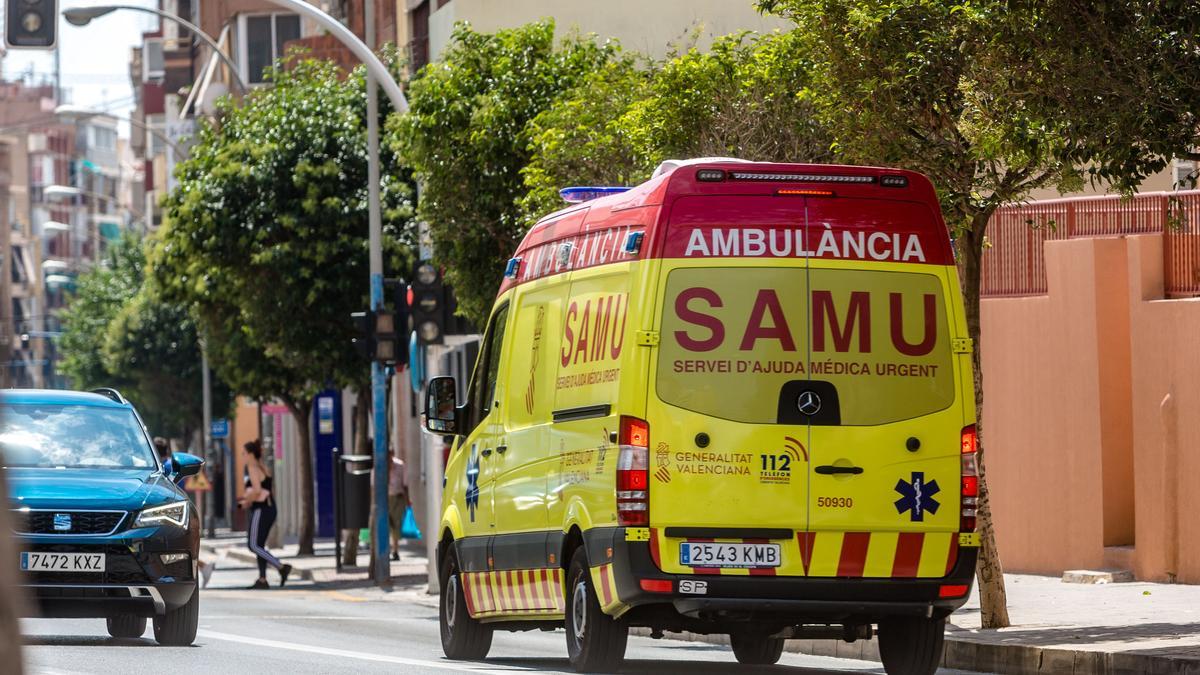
left=485, top=656, right=884, bottom=674
left=22, top=635, right=198, bottom=648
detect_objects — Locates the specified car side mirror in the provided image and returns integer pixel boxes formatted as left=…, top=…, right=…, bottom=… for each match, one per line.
left=169, top=452, right=204, bottom=479
left=424, top=376, right=460, bottom=435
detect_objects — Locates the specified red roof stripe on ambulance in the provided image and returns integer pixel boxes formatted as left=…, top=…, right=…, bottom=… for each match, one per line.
left=499, top=162, right=954, bottom=298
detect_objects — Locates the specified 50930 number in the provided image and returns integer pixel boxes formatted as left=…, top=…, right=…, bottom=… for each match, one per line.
left=816, top=496, right=853, bottom=508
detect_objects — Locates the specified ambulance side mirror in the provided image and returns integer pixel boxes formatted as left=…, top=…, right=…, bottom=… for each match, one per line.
left=424, top=376, right=460, bottom=435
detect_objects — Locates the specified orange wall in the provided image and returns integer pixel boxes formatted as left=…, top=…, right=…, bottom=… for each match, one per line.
left=982, top=234, right=1200, bottom=582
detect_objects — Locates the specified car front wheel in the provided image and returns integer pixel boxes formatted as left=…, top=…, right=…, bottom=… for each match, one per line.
left=153, top=587, right=198, bottom=646
left=106, top=614, right=146, bottom=639
left=439, top=546, right=492, bottom=660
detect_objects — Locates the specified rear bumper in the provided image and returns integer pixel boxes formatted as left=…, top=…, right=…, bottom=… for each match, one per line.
left=585, top=527, right=977, bottom=628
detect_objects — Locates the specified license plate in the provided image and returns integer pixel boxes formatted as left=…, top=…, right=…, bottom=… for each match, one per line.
left=679, top=542, right=780, bottom=568
left=20, top=552, right=105, bottom=573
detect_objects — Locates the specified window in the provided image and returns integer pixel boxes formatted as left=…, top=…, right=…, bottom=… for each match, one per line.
left=464, top=303, right=509, bottom=434
left=239, top=13, right=302, bottom=84
left=0, top=405, right=156, bottom=469
left=144, top=38, right=165, bottom=82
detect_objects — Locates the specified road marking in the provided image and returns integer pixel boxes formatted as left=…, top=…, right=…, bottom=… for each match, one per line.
left=323, top=590, right=369, bottom=603
left=202, top=615, right=410, bottom=620
left=197, top=630, right=527, bottom=673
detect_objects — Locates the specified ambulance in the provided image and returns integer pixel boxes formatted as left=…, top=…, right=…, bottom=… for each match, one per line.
left=424, top=159, right=979, bottom=674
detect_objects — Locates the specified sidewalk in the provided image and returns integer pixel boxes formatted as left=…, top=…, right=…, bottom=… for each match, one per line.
left=643, top=574, right=1200, bottom=674
left=202, top=532, right=429, bottom=586
left=199, top=533, right=1200, bottom=674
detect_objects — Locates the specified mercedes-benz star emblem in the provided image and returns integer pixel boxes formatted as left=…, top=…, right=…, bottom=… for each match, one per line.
left=797, top=390, right=822, bottom=416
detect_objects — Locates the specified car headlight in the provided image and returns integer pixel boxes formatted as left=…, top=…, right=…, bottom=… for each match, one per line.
left=135, top=500, right=189, bottom=528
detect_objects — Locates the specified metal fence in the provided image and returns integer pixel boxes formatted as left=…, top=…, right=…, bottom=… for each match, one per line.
left=981, top=190, right=1200, bottom=298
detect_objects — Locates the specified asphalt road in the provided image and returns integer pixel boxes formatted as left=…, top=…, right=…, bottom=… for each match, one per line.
left=22, top=558, right=972, bottom=674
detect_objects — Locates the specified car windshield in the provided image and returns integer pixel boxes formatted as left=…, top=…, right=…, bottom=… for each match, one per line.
left=0, top=404, right=156, bottom=469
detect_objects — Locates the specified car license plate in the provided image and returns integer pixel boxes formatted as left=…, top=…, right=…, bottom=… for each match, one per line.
left=680, top=542, right=780, bottom=568
left=20, top=552, right=105, bottom=573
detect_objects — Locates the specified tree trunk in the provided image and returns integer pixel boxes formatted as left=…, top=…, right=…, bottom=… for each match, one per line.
left=285, top=397, right=316, bottom=556
left=960, top=214, right=1011, bottom=629
left=0, top=453, right=26, bottom=674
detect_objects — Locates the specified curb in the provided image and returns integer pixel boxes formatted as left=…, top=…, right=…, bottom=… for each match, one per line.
left=630, top=628, right=1200, bottom=674
left=207, top=546, right=429, bottom=587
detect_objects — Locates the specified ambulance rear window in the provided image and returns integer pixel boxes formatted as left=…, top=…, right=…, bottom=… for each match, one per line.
left=656, top=267, right=956, bottom=426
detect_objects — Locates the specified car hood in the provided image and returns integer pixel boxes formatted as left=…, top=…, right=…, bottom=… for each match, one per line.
left=5, top=467, right=180, bottom=511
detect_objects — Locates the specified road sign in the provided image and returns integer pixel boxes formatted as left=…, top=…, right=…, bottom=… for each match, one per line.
left=185, top=471, right=212, bottom=492
left=211, top=419, right=229, bottom=439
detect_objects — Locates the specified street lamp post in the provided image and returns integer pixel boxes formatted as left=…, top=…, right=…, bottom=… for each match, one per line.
left=253, top=0, right=408, bottom=588
left=62, top=5, right=249, bottom=94
left=67, top=0, right=412, bottom=588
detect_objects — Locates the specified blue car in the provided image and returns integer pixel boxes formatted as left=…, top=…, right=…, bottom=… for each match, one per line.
left=1, top=388, right=203, bottom=645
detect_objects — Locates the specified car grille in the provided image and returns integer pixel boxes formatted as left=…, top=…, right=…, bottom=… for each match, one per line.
left=18, top=543, right=152, bottom=585
left=12, top=510, right=127, bottom=535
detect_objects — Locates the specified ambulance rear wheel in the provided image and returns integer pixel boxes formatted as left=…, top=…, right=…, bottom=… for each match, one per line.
left=439, top=547, right=493, bottom=660
left=565, top=547, right=628, bottom=672
left=729, top=633, right=784, bottom=665
left=878, top=616, right=945, bottom=675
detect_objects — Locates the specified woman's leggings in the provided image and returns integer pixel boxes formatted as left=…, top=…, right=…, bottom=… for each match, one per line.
left=248, top=502, right=284, bottom=577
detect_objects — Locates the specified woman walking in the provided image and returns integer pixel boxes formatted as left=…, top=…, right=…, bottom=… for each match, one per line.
left=239, top=440, right=292, bottom=589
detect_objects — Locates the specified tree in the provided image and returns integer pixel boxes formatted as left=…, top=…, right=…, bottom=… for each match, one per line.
left=754, top=0, right=1115, bottom=628
left=520, top=30, right=834, bottom=220
left=391, top=21, right=618, bottom=324
left=58, top=234, right=142, bottom=394
left=1012, top=0, right=1200, bottom=191
left=156, top=54, right=414, bottom=554
left=58, top=233, right=226, bottom=439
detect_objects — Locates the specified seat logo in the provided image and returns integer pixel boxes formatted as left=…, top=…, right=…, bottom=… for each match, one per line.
left=53, top=513, right=72, bottom=531
left=797, top=390, right=822, bottom=416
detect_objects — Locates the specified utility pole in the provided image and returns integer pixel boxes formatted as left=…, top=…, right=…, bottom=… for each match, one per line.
left=0, top=141, right=12, bottom=387
left=365, top=0, right=391, bottom=590
left=202, top=342, right=214, bottom=537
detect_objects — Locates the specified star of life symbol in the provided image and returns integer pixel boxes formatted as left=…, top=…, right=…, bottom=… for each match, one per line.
left=894, top=471, right=940, bottom=522
left=465, top=447, right=481, bottom=522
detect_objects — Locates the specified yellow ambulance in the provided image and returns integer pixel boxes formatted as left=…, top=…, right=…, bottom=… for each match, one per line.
left=425, top=159, right=979, bottom=674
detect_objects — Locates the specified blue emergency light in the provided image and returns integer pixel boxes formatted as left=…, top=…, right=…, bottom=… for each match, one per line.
left=559, top=186, right=632, bottom=204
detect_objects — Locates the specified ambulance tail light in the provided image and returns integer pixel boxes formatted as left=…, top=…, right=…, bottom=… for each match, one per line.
left=617, top=416, right=650, bottom=526
left=960, top=424, right=978, bottom=532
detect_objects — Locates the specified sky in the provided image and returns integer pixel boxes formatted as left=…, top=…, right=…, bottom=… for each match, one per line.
left=3, top=0, right=160, bottom=134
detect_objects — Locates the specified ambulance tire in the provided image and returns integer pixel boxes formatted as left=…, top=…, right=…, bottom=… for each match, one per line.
left=878, top=616, right=946, bottom=675
left=565, top=547, right=628, bottom=672
left=729, top=634, right=784, bottom=665
left=439, top=548, right=493, bottom=660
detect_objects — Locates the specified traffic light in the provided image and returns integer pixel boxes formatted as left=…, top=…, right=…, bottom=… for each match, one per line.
left=351, top=308, right=404, bottom=366
left=5, top=0, right=57, bottom=49
left=351, top=311, right=375, bottom=360
left=410, top=261, right=445, bottom=345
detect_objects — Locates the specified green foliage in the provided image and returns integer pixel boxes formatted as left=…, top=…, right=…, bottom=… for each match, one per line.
left=519, top=55, right=653, bottom=220
left=390, top=21, right=617, bottom=323
left=58, top=233, right=228, bottom=438
left=59, top=235, right=143, bottom=394
left=623, top=31, right=833, bottom=166
left=1004, top=0, right=1200, bottom=191
left=756, top=0, right=1084, bottom=240
left=157, top=54, right=414, bottom=403
left=522, top=30, right=835, bottom=220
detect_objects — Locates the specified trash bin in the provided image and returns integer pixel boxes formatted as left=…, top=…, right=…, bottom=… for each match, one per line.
left=337, top=454, right=373, bottom=530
